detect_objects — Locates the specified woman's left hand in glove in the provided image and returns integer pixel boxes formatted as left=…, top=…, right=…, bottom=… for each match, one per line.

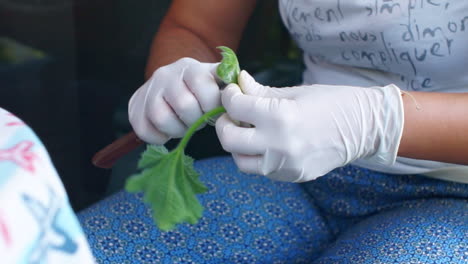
left=215, top=71, right=404, bottom=182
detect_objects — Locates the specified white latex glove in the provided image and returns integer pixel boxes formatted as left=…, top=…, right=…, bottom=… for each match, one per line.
left=216, top=71, right=404, bottom=182
left=129, top=58, right=221, bottom=144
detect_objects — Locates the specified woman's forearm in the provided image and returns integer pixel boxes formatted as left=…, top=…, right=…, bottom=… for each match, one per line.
left=398, top=91, right=468, bottom=165
left=144, top=0, right=257, bottom=79
left=145, top=20, right=219, bottom=79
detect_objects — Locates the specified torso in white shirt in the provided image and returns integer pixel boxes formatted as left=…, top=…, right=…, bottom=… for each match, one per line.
left=278, top=0, right=468, bottom=182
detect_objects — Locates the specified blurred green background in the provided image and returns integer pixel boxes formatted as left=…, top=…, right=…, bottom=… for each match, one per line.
left=0, top=0, right=303, bottom=210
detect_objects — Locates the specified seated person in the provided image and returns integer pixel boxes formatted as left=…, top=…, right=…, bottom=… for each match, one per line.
left=79, top=0, right=468, bottom=263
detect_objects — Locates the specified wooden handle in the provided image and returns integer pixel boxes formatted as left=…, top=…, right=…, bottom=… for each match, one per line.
left=92, top=131, right=143, bottom=169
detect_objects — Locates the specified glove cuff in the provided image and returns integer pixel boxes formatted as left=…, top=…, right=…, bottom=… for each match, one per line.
left=363, top=84, right=405, bottom=166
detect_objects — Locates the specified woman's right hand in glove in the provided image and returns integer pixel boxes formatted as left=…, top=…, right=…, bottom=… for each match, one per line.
left=128, top=57, right=221, bottom=145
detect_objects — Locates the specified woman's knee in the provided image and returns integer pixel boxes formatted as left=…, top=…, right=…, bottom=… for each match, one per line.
left=314, top=198, right=467, bottom=263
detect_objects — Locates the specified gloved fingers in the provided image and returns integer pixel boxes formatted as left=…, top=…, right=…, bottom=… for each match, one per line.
left=215, top=114, right=264, bottom=155
left=233, top=152, right=301, bottom=182
left=221, top=83, right=273, bottom=125
left=163, top=81, right=204, bottom=127
left=131, top=117, right=170, bottom=145
left=232, top=153, right=262, bottom=175
left=128, top=85, right=143, bottom=119
left=129, top=90, right=170, bottom=144
left=147, top=97, right=187, bottom=138
left=184, top=62, right=221, bottom=112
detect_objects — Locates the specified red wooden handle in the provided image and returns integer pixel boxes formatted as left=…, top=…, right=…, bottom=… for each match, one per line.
left=92, top=131, right=143, bottom=169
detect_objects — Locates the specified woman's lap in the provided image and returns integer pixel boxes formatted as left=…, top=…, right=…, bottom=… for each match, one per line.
left=78, top=157, right=333, bottom=263
left=301, top=165, right=468, bottom=237
left=314, top=198, right=468, bottom=264
left=305, top=164, right=468, bottom=263
left=78, top=156, right=468, bottom=263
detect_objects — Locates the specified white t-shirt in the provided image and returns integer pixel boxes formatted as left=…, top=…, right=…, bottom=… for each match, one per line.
left=279, top=0, right=468, bottom=182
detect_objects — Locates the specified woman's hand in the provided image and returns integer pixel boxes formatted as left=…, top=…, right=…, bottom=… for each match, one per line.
left=129, top=0, right=257, bottom=145
left=129, top=58, right=221, bottom=144
left=216, top=71, right=404, bottom=182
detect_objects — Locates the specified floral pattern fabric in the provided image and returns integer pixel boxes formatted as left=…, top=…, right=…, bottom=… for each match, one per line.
left=78, top=157, right=468, bottom=263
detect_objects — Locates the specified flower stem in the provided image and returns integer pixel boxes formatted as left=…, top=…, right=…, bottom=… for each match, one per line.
left=176, top=106, right=226, bottom=151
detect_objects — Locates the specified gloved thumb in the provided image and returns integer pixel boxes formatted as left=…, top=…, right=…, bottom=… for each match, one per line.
left=208, top=62, right=221, bottom=76
left=238, top=70, right=296, bottom=99
left=238, top=70, right=272, bottom=97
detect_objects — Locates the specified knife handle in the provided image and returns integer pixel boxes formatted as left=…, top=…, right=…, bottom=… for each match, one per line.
left=92, top=131, right=143, bottom=169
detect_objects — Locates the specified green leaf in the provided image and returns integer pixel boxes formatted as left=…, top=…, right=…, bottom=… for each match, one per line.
left=126, top=47, right=241, bottom=231
left=125, top=146, right=206, bottom=231
left=216, top=46, right=240, bottom=85
left=137, top=145, right=168, bottom=169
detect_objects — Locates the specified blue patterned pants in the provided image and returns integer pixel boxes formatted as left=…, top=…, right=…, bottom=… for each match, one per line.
left=78, top=157, right=468, bottom=263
